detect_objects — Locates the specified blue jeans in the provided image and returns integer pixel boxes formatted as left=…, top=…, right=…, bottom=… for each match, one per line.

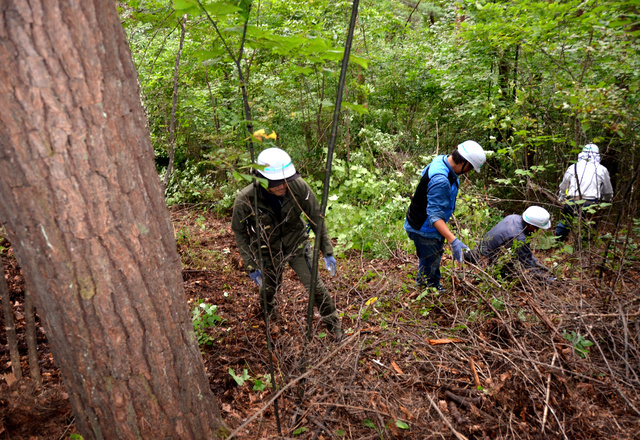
left=407, top=231, right=444, bottom=288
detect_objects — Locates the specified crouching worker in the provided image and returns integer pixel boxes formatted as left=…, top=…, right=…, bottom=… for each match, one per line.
left=464, top=206, right=555, bottom=282
left=231, top=147, right=342, bottom=338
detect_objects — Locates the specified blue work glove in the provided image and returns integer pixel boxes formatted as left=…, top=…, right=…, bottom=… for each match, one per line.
left=451, top=239, right=470, bottom=263
left=324, top=256, right=337, bottom=277
left=249, top=270, right=263, bottom=287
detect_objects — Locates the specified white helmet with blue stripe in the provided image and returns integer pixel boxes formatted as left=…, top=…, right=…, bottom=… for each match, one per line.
left=256, top=148, right=296, bottom=180
left=522, top=206, right=551, bottom=230
left=457, top=140, right=486, bottom=172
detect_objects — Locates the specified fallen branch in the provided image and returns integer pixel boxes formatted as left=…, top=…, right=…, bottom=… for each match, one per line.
left=468, top=357, right=482, bottom=389
left=425, top=393, right=469, bottom=440
left=226, top=331, right=358, bottom=439
left=541, top=352, right=557, bottom=433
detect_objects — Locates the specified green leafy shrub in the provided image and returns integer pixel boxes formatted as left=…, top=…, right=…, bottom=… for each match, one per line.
left=453, top=191, right=503, bottom=247
left=315, top=155, right=414, bottom=258
left=192, top=300, right=224, bottom=346
left=562, top=330, right=594, bottom=358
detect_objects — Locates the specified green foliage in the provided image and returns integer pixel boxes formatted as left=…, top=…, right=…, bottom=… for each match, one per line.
left=191, top=300, right=224, bottom=345
left=228, top=367, right=250, bottom=386
left=562, top=330, right=594, bottom=358
left=362, top=419, right=376, bottom=429
left=121, top=0, right=640, bottom=242
left=453, top=192, right=503, bottom=246
left=292, top=426, right=308, bottom=436
left=228, top=367, right=271, bottom=391
left=320, top=155, right=412, bottom=258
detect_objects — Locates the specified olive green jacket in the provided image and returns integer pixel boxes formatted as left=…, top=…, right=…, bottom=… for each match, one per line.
left=231, top=177, right=333, bottom=272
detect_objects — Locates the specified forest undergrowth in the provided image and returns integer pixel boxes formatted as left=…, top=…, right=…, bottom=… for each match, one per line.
left=1, top=206, right=639, bottom=439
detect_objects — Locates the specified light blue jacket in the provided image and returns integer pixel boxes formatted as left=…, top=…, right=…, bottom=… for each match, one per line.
left=404, top=155, right=459, bottom=239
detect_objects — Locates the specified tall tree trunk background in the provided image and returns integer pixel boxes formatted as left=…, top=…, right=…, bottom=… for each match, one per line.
left=162, top=14, right=187, bottom=192
left=0, top=2, right=224, bottom=439
left=24, top=280, right=42, bottom=386
left=0, top=259, right=21, bottom=381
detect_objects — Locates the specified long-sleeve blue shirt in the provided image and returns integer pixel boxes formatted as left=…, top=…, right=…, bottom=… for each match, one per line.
left=478, top=214, right=537, bottom=268
left=404, top=155, right=459, bottom=239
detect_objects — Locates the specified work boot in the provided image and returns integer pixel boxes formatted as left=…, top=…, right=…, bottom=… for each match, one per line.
left=323, top=315, right=343, bottom=341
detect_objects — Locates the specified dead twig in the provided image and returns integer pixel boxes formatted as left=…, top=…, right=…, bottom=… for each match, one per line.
left=425, top=393, right=469, bottom=440
left=541, top=352, right=557, bottom=434
left=468, top=357, right=482, bottom=389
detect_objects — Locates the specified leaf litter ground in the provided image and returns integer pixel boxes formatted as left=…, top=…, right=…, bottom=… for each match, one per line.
left=1, top=206, right=639, bottom=439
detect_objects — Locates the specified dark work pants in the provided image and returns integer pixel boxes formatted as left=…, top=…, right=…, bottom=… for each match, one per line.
left=555, top=199, right=597, bottom=241
left=407, top=231, right=445, bottom=288
left=261, top=242, right=338, bottom=327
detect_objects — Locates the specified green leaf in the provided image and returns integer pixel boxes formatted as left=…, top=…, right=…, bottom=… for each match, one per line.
left=228, top=367, right=250, bottom=386
left=253, top=379, right=266, bottom=391
left=349, top=54, right=369, bottom=69
left=292, top=426, right=308, bottom=436
left=363, top=419, right=376, bottom=429
left=396, top=420, right=409, bottom=429
left=202, top=1, right=241, bottom=18
left=342, top=102, right=369, bottom=115
left=232, top=170, right=268, bottom=188
left=290, top=65, right=313, bottom=75
left=172, top=0, right=200, bottom=14
left=194, top=48, right=228, bottom=63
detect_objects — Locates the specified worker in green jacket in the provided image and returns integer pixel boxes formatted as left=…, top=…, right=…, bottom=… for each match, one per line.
left=231, top=147, right=341, bottom=338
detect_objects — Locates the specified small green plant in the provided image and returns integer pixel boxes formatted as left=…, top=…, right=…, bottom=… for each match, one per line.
left=229, top=367, right=250, bottom=386
left=292, top=426, right=308, bottom=436
left=362, top=418, right=408, bottom=439
left=228, top=368, right=271, bottom=391
left=363, top=419, right=380, bottom=437
left=491, top=297, right=505, bottom=311
left=192, top=300, right=224, bottom=346
left=69, top=435, right=84, bottom=440
left=562, top=330, right=594, bottom=358
left=252, top=374, right=271, bottom=391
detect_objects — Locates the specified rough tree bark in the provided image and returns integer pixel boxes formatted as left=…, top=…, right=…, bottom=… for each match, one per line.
left=0, top=2, right=225, bottom=439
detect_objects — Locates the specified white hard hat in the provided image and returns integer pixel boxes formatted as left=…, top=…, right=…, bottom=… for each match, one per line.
left=522, top=206, right=551, bottom=230
left=457, top=140, right=486, bottom=172
left=582, top=143, right=599, bottom=154
left=256, top=148, right=296, bottom=180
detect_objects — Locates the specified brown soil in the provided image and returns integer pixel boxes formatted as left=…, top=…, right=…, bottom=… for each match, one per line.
left=1, top=207, right=639, bottom=439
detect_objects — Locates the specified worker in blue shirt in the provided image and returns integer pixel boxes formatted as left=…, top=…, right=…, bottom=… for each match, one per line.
left=464, top=206, right=553, bottom=280
left=404, top=141, right=486, bottom=290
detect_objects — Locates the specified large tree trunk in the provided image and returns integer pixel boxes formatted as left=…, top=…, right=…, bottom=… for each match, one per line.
left=0, top=2, right=225, bottom=439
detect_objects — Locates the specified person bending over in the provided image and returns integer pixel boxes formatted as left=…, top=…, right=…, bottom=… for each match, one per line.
left=404, top=141, right=486, bottom=291
left=231, top=147, right=341, bottom=338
